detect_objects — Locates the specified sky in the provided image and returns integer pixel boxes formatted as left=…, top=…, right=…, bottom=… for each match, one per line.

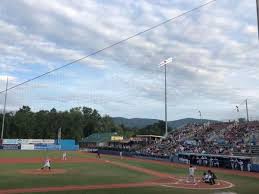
left=0, top=0, right=259, bottom=121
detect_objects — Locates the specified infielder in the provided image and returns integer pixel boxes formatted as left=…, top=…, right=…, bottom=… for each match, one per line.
left=97, top=149, right=101, bottom=159
left=62, top=152, right=67, bottom=160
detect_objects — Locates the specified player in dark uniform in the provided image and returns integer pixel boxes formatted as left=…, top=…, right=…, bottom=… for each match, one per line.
left=208, top=170, right=217, bottom=185
left=97, top=149, right=101, bottom=159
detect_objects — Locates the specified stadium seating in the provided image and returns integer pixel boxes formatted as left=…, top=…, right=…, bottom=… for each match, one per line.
left=139, top=122, right=259, bottom=157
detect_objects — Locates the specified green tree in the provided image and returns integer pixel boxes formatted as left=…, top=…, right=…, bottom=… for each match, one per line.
left=0, top=105, right=126, bottom=140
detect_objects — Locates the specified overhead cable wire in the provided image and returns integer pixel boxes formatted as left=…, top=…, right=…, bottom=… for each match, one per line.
left=0, top=0, right=217, bottom=94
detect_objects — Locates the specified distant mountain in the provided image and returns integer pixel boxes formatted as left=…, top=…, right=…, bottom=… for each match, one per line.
left=112, top=117, right=218, bottom=129
left=112, top=117, right=159, bottom=129
left=168, top=118, right=218, bottom=129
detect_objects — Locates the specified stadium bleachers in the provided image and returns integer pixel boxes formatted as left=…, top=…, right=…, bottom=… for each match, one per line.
left=139, top=121, right=259, bottom=157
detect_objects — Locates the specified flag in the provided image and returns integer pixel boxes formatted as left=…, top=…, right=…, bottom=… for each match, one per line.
left=159, top=57, right=173, bottom=67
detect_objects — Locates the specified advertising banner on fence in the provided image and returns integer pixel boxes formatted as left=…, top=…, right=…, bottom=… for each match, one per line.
left=1, top=144, right=20, bottom=150
left=12, top=139, right=55, bottom=145
left=27, top=139, right=55, bottom=144
left=21, top=144, right=35, bottom=150
left=47, top=144, right=61, bottom=150
left=3, top=139, right=18, bottom=145
left=34, top=144, right=47, bottom=150
left=4, top=139, right=55, bottom=145
left=34, top=144, right=60, bottom=150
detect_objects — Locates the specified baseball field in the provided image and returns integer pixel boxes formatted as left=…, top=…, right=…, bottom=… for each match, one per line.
left=0, top=151, right=258, bottom=194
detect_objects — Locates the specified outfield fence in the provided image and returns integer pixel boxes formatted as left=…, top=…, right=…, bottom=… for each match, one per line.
left=0, top=139, right=79, bottom=151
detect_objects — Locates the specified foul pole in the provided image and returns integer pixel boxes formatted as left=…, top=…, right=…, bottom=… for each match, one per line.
left=1, top=77, right=9, bottom=141
left=256, top=0, right=259, bottom=39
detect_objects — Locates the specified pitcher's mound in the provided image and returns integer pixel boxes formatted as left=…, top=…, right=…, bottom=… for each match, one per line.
left=19, top=169, right=66, bottom=175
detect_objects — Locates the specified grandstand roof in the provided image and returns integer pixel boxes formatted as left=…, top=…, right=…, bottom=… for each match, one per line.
left=109, top=139, right=131, bottom=144
left=136, top=135, right=163, bottom=138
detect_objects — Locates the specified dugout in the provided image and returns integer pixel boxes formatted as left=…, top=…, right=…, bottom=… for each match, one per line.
left=176, top=152, right=252, bottom=170
left=108, top=139, right=132, bottom=149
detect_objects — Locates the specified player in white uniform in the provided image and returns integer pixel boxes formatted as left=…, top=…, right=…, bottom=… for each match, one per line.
left=188, top=165, right=196, bottom=183
left=239, top=160, right=244, bottom=171
left=247, top=161, right=251, bottom=172
left=41, top=158, right=51, bottom=170
left=119, top=151, right=123, bottom=159
left=202, top=172, right=209, bottom=183
left=62, top=152, right=67, bottom=160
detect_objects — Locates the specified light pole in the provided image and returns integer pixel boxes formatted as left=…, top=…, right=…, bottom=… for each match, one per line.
left=236, top=99, right=251, bottom=152
left=1, top=76, right=8, bottom=142
left=159, top=57, right=172, bottom=137
left=245, top=99, right=252, bottom=153
left=198, top=110, right=202, bottom=123
left=245, top=99, right=249, bottom=123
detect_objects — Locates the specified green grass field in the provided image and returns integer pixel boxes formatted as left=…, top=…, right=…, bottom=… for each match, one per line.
left=0, top=150, right=258, bottom=194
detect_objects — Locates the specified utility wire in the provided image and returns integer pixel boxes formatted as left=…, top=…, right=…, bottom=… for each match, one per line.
left=0, top=0, right=217, bottom=94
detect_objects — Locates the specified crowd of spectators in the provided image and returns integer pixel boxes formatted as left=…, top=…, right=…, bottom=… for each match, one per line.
left=139, top=121, right=259, bottom=158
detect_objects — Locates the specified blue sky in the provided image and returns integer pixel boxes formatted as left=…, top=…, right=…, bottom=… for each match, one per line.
left=0, top=0, right=259, bottom=121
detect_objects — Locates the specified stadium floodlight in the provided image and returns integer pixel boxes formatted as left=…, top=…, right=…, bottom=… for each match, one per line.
left=1, top=76, right=8, bottom=142
left=159, top=57, right=172, bottom=137
left=198, top=110, right=202, bottom=121
left=257, top=0, right=259, bottom=39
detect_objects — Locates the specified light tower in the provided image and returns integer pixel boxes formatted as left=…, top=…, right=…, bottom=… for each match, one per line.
left=159, top=57, right=172, bottom=137
left=198, top=110, right=202, bottom=123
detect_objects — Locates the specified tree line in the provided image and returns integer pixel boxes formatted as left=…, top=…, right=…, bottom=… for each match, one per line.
left=0, top=106, right=167, bottom=141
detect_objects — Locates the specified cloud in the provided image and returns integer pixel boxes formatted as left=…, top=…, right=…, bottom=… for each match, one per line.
left=244, top=25, right=258, bottom=35
left=0, top=75, right=16, bottom=82
left=0, top=0, right=259, bottom=120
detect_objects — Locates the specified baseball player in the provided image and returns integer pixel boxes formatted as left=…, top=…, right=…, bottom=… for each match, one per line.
left=247, top=161, right=251, bottom=172
left=97, top=149, right=101, bottom=159
left=230, top=158, right=234, bottom=169
left=188, top=165, right=196, bottom=183
left=41, top=157, right=51, bottom=170
left=119, top=151, right=123, bottom=159
left=203, top=156, right=208, bottom=166
left=234, top=158, right=239, bottom=169
left=62, top=152, right=67, bottom=160
left=239, top=160, right=244, bottom=171
left=214, top=158, right=219, bottom=168
left=209, top=157, right=213, bottom=167
left=208, top=170, right=217, bottom=185
left=202, top=172, right=210, bottom=183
